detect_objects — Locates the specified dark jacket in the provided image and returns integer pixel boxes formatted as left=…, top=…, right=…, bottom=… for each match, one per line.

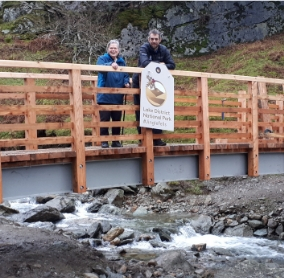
left=97, top=53, right=130, bottom=104
left=132, top=42, right=176, bottom=87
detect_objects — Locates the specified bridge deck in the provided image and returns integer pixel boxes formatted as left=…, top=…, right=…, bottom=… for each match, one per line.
left=3, top=142, right=283, bottom=168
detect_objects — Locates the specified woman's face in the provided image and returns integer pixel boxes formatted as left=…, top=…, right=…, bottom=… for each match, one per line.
left=108, top=43, right=119, bottom=59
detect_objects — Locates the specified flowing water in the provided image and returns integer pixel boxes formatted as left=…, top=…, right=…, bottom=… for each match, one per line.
left=9, top=198, right=284, bottom=262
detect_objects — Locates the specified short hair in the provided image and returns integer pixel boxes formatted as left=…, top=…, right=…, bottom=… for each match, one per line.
left=106, top=39, right=120, bottom=51
left=148, top=29, right=162, bottom=39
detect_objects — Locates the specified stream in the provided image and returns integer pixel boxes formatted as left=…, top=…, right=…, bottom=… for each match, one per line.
left=9, top=197, right=284, bottom=264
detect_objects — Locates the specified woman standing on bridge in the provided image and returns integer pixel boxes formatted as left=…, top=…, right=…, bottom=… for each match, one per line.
left=96, top=39, right=130, bottom=148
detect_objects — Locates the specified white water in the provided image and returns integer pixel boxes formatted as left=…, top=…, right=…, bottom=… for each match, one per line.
left=9, top=198, right=284, bottom=259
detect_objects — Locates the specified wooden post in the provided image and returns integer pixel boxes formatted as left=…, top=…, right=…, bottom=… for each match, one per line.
left=91, top=81, right=100, bottom=146
left=69, top=69, right=86, bottom=193
left=257, top=80, right=271, bottom=133
left=197, top=77, right=210, bottom=180
left=141, top=127, right=154, bottom=186
left=24, top=78, right=37, bottom=150
left=276, top=100, right=283, bottom=143
left=248, top=81, right=259, bottom=177
left=238, top=90, right=247, bottom=135
left=0, top=152, right=2, bottom=203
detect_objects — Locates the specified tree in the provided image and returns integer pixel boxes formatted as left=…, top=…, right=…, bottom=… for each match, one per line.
left=49, top=2, right=119, bottom=65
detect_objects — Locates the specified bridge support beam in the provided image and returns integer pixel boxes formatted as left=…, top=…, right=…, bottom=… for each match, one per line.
left=248, top=81, right=259, bottom=177
left=197, top=77, right=211, bottom=180
left=69, top=69, right=86, bottom=193
left=141, top=127, right=154, bottom=186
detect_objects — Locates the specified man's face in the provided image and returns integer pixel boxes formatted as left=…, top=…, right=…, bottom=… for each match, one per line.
left=148, top=34, right=161, bottom=50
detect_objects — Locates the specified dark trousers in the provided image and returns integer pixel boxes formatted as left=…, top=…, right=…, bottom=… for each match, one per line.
left=99, top=109, right=122, bottom=138
left=133, top=94, right=162, bottom=135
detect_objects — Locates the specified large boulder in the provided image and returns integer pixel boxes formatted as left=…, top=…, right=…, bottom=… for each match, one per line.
left=156, top=250, right=194, bottom=272
left=45, top=196, right=76, bottom=213
left=224, top=224, right=254, bottom=237
left=190, top=215, right=213, bottom=235
left=19, top=205, right=65, bottom=223
left=104, top=189, right=124, bottom=207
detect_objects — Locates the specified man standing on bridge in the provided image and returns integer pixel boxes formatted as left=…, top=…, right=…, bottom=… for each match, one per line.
left=132, top=29, right=176, bottom=146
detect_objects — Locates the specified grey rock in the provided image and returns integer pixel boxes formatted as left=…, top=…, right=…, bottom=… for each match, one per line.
left=119, top=2, right=284, bottom=59
left=118, top=230, right=135, bottom=241
left=156, top=250, right=194, bottom=272
left=100, top=220, right=112, bottom=234
left=27, top=221, right=55, bottom=231
left=248, top=220, right=265, bottom=229
left=248, top=213, right=262, bottom=220
left=45, top=196, right=75, bottom=213
left=98, top=204, right=121, bottom=215
left=20, top=205, right=65, bottom=223
left=86, top=201, right=103, bottom=213
left=212, top=247, right=234, bottom=256
left=88, top=238, right=102, bottom=247
left=118, top=239, right=134, bottom=246
left=149, top=240, right=167, bottom=248
left=133, top=206, right=148, bottom=216
left=87, top=222, right=101, bottom=238
left=267, top=218, right=278, bottom=229
left=152, top=227, right=176, bottom=242
left=151, top=182, right=176, bottom=195
left=224, top=224, right=253, bottom=237
left=104, top=189, right=124, bottom=207
left=36, top=195, right=55, bottom=204
left=254, top=228, right=268, bottom=237
left=240, top=216, right=248, bottom=223
left=62, top=228, right=88, bottom=239
left=279, top=232, right=284, bottom=240
left=121, top=186, right=136, bottom=194
left=0, top=204, right=19, bottom=216
left=212, top=220, right=225, bottom=235
left=275, top=224, right=283, bottom=236
left=190, top=215, right=213, bottom=235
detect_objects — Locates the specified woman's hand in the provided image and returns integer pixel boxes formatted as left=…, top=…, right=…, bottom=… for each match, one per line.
left=124, top=83, right=130, bottom=88
left=111, top=61, right=118, bottom=70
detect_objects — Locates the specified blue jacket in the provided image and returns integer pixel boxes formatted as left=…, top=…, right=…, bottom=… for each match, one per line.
left=96, top=53, right=130, bottom=104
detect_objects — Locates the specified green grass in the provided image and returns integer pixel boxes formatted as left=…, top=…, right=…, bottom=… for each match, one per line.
left=174, top=33, right=284, bottom=94
left=0, top=131, right=24, bottom=139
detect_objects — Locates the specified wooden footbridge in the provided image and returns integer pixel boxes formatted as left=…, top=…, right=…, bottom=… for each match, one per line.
left=1, top=60, right=284, bottom=202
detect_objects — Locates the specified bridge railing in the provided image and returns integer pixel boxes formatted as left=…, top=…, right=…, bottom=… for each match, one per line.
left=1, top=60, right=284, bottom=202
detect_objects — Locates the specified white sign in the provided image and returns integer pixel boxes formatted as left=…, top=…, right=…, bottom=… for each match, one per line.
left=140, top=62, right=174, bottom=131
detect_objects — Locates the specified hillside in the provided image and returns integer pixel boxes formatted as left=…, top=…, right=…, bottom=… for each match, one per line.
left=1, top=31, right=284, bottom=87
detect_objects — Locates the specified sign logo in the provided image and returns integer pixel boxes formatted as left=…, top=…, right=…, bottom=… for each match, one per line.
left=146, top=74, right=167, bottom=107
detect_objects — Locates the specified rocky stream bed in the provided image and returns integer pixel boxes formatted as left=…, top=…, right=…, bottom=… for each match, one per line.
left=1, top=174, right=284, bottom=278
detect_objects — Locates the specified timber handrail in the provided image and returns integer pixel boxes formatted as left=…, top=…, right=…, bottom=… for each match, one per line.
left=1, top=59, right=284, bottom=83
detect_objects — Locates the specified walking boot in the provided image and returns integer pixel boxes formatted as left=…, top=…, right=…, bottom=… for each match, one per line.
left=111, top=141, right=122, bottom=148
left=101, top=142, right=109, bottom=148
left=153, top=139, right=166, bottom=146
